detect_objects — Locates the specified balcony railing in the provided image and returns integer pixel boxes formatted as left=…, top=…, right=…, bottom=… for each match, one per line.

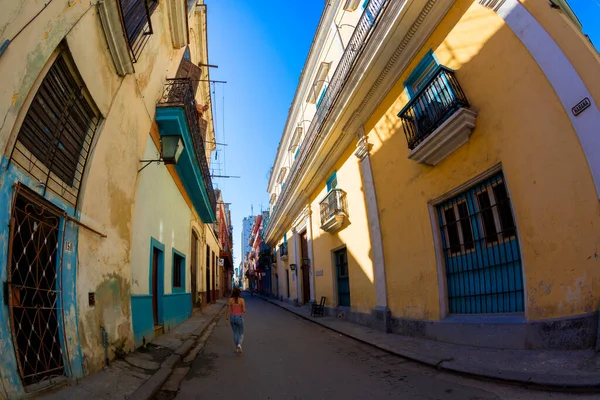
left=279, top=244, right=288, bottom=260
left=119, top=0, right=158, bottom=62
left=157, top=78, right=217, bottom=214
left=319, top=189, right=347, bottom=232
left=398, top=67, right=470, bottom=150
left=269, top=0, right=390, bottom=232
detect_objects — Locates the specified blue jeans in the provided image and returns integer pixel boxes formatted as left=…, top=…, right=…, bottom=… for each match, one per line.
left=230, top=315, right=244, bottom=346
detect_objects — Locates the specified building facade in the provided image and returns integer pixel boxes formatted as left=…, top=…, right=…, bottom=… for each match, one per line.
left=0, top=0, right=224, bottom=397
left=265, top=0, right=600, bottom=351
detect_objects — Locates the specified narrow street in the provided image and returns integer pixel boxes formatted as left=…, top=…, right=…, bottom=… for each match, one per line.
left=173, top=295, right=597, bottom=400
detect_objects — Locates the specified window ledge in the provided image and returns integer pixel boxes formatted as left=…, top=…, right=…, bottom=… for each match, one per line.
left=97, top=0, right=134, bottom=76
left=167, top=0, right=188, bottom=49
left=408, top=108, right=477, bottom=166
left=321, top=212, right=346, bottom=233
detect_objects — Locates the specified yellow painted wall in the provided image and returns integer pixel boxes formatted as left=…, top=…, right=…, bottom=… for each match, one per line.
left=275, top=233, right=295, bottom=300
left=364, top=0, right=600, bottom=321
left=308, top=139, right=376, bottom=314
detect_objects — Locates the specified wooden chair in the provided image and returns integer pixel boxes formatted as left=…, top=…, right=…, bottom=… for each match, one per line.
left=311, top=296, right=326, bottom=317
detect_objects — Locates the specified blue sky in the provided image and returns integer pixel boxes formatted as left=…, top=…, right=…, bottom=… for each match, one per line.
left=568, top=0, right=600, bottom=51
left=205, top=1, right=324, bottom=266
left=206, top=1, right=600, bottom=267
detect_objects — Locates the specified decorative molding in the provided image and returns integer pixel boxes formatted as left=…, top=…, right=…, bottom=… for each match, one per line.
left=343, top=0, right=437, bottom=134
left=321, top=213, right=346, bottom=233
left=292, top=205, right=310, bottom=232
left=355, top=135, right=372, bottom=160
left=97, top=0, right=134, bottom=76
left=167, top=0, right=188, bottom=49
left=408, top=108, right=477, bottom=166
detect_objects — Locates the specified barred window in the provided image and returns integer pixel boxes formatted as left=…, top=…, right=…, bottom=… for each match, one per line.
left=11, top=50, right=100, bottom=208
left=120, top=0, right=159, bottom=62
left=437, top=173, right=524, bottom=314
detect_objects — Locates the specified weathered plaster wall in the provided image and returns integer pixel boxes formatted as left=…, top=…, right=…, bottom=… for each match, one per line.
left=364, top=0, right=600, bottom=321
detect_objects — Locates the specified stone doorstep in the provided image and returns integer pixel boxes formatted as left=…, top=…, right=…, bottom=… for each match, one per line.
left=257, top=296, right=600, bottom=390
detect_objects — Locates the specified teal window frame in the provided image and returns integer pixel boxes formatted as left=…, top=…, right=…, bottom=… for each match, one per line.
left=362, top=0, right=374, bottom=23
left=316, top=85, right=328, bottom=109
left=404, top=50, right=440, bottom=98
left=184, top=46, right=191, bottom=61
left=172, top=248, right=186, bottom=293
left=294, top=147, right=300, bottom=159
left=326, top=171, right=338, bottom=192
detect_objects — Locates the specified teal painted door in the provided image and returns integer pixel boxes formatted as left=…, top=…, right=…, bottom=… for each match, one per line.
left=438, top=173, right=523, bottom=314
left=334, top=248, right=350, bottom=307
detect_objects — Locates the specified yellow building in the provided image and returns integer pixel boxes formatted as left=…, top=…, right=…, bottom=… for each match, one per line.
left=265, top=0, right=600, bottom=350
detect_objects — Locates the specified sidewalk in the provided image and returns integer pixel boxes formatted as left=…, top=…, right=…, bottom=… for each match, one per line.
left=37, top=299, right=227, bottom=400
left=258, top=295, right=600, bottom=390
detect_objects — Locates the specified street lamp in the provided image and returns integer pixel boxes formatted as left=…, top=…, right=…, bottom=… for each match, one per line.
left=302, top=258, right=310, bottom=269
left=289, top=264, right=297, bottom=272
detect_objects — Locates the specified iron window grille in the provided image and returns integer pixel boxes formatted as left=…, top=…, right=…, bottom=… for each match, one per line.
left=9, top=50, right=101, bottom=211
left=319, top=189, right=347, bottom=225
left=157, top=78, right=217, bottom=214
left=437, top=173, right=524, bottom=314
left=119, top=0, right=159, bottom=63
left=398, top=66, right=469, bottom=150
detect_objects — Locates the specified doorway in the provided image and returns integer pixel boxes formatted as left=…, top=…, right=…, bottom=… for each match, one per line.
left=205, top=245, right=211, bottom=304
left=8, top=192, right=66, bottom=386
left=151, top=244, right=164, bottom=326
left=334, top=247, right=350, bottom=307
left=191, top=231, right=198, bottom=308
left=300, top=232, right=310, bottom=304
left=286, top=269, right=290, bottom=298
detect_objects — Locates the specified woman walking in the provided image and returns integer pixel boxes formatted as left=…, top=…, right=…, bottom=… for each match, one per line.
left=226, top=287, right=246, bottom=354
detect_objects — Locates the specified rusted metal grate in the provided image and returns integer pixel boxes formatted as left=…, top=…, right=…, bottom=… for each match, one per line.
left=7, top=185, right=69, bottom=387
left=9, top=51, right=101, bottom=211
left=119, top=0, right=159, bottom=62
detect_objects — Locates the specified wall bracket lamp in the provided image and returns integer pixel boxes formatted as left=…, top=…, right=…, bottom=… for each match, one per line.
left=138, top=136, right=184, bottom=173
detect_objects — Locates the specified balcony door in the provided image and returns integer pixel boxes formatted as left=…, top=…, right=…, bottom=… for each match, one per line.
left=300, top=232, right=310, bottom=304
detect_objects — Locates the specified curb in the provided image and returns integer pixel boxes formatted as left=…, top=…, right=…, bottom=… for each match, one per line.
left=128, top=304, right=226, bottom=400
left=257, top=296, right=600, bottom=392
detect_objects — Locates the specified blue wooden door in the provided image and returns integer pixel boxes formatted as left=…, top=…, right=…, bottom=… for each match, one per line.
left=335, top=248, right=351, bottom=307
left=438, top=173, right=523, bottom=314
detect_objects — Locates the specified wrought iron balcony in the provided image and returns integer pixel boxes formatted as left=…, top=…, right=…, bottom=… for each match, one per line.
left=156, top=78, right=217, bottom=222
left=319, top=189, right=347, bottom=233
left=279, top=244, right=288, bottom=261
left=398, top=67, right=471, bottom=151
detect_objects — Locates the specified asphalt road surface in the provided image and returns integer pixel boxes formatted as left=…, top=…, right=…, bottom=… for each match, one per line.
left=175, top=295, right=599, bottom=400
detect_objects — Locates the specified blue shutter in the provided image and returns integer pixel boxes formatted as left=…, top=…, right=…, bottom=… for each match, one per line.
left=404, top=50, right=439, bottom=97
left=326, top=171, right=338, bottom=192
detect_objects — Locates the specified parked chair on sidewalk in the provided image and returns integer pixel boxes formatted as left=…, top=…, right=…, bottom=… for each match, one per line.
left=311, top=296, right=326, bottom=317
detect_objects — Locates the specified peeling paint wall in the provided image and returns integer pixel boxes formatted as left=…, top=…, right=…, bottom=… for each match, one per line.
left=0, top=0, right=193, bottom=395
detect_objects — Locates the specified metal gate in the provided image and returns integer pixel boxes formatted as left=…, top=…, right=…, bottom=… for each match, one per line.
left=7, top=186, right=69, bottom=387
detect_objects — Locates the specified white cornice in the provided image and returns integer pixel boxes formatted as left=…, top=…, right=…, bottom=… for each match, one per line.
left=266, top=0, right=343, bottom=193
left=265, top=0, right=453, bottom=244
left=97, top=0, right=134, bottom=76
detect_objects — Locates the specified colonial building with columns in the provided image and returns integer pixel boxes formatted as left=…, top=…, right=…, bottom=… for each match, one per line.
left=265, top=0, right=600, bottom=351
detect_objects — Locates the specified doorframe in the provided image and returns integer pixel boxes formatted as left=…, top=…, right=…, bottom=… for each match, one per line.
left=149, top=237, right=165, bottom=324
left=330, top=244, right=347, bottom=307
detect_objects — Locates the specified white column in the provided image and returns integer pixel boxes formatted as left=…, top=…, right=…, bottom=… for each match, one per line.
left=355, top=133, right=388, bottom=309
left=292, top=227, right=301, bottom=303
left=306, top=206, right=316, bottom=302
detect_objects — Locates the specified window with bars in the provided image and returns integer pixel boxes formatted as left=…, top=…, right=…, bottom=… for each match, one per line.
left=10, top=50, right=101, bottom=209
left=437, top=173, right=523, bottom=314
left=119, top=0, right=159, bottom=62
